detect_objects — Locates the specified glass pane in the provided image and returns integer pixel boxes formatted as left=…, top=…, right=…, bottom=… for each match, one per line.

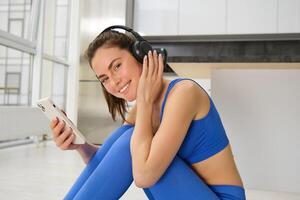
left=55, top=6, right=68, bottom=37
left=10, top=11, right=24, bottom=18
left=57, top=0, right=68, bottom=6
left=11, top=0, right=25, bottom=4
left=9, top=19, right=23, bottom=37
left=43, top=0, right=70, bottom=59
left=0, top=12, right=9, bottom=31
left=0, top=44, right=32, bottom=106
left=54, top=37, right=66, bottom=57
left=41, top=59, right=68, bottom=110
left=52, top=63, right=68, bottom=109
left=0, top=0, right=33, bottom=39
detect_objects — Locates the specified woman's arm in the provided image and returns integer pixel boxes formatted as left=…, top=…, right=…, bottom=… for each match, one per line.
left=50, top=117, right=99, bottom=164
left=131, top=82, right=198, bottom=188
left=76, top=142, right=99, bottom=164
left=130, top=51, right=198, bottom=188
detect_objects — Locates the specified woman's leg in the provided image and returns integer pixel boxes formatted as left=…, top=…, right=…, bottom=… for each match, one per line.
left=64, top=125, right=133, bottom=200
left=209, top=185, right=246, bottom=200
left=72, top=127, right=135, bottom=200
left=66, top=125, right=245, bottom=200
left=143, top=156, right=220, bottom=200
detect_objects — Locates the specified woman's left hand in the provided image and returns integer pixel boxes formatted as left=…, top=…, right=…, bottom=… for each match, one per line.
left=136, top=50, right=164, bottom=105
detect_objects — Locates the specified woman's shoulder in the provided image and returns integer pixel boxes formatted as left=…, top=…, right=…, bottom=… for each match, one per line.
left=163, top=79, right=199, bottom=109
left=167, top=78, right=210, bottom=119
left=168, top=78, right=207, bottom=99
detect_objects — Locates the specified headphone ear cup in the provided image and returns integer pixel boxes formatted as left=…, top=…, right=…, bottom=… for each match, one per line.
left=130, top=41, right=143, bottom=63
left=131, top=41, right=152, bottom=63
left=140, top=40, right=153, bottom=59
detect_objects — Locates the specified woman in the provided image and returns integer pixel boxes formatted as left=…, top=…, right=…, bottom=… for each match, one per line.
left=50, top=29, right=246, bottom=200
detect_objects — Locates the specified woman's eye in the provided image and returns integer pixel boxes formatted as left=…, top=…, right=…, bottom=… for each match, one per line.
left=101, top=77, right=108, bottom=83
left=114, top=64, right=121, bottom=70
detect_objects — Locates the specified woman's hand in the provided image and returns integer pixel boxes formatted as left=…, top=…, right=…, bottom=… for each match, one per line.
left=50, top=116, right=81, bottom=150
left=136, top=50, right=164, bottom=105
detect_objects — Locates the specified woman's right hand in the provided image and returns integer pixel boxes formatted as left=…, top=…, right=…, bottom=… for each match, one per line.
left=50, top=117, right=81, bottom=150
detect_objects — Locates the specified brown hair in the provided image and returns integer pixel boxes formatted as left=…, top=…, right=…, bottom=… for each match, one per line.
left=85, top=30, right=135, bottom=124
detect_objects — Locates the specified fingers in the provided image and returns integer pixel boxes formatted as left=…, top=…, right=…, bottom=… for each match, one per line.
left=52, top=119, right=65, bottom=140
left=50, top=118, right=78, bottom=150
left=142, top=55, right=148, bottom=78
left=59, top=131, right=75, bottom=150
left=147, top=50, right=160, bottom=77
left=148, top=51, right=154, bottom=77
left=50, top=117, right=58, bottom=129
left=153, top=50, right=159, bottom=76
left=55, top=126, right=72, bottom=146
left=158, top=53, right=164, bottom=77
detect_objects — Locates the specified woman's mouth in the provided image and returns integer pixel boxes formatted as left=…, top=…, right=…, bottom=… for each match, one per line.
left=119, top=81, right=131, bottom=95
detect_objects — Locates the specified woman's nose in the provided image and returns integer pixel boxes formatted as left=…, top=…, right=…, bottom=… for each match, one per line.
left=111, top=76, right=121, bottom=86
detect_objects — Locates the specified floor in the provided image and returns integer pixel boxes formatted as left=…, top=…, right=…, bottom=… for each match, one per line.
left=0, top=142, right=299, bottom=200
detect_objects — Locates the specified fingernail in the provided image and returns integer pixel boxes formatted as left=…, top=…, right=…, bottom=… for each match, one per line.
left=153, top=50, right=157, bottom=54
left=148, top=50, right=152, bottom=54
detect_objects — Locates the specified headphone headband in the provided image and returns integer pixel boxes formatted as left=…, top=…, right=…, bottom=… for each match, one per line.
left=101, top=25, right=144, bottom=41
left=99, top=25, right=168, bottom=69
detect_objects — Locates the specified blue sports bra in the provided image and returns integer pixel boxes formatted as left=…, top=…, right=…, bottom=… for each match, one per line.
left=160, top=78, right=229, bottom=164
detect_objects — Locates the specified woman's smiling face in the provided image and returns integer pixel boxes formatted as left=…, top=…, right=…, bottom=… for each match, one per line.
left=91, top=46, right=142, bottom=102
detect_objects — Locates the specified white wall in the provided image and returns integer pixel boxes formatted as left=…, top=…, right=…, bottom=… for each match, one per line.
left=211, top=69, right=300, bottom=193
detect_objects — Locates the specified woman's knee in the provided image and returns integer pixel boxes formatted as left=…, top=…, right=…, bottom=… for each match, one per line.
left=109, top=127, right=134, bottom=154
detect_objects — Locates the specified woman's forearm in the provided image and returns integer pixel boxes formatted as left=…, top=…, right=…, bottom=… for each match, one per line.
left=131, top=103, right=154, bottom=175
left=76, top=142, right=99, bottom=164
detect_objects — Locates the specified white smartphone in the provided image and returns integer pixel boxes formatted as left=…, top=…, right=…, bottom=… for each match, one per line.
left=37, top=97, right=85, bottom=144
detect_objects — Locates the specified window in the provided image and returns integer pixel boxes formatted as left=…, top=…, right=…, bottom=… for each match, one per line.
left=43, top=0, right=71, bottom=59
left=0, top=0, right=79, bottom=144
left=0, top=0, right=72, bottom=106
left=0, top=0, right=33, bottom=40
left=41, top=59, right=68, bottom=109
left=0, top=44, right=32, bottom=105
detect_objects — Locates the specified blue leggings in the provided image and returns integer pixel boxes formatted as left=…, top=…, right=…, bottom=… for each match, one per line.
left=64, top=125, right=246, bottom=200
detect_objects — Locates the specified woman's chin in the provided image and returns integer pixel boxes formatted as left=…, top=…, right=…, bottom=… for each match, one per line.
left=125, top=93, right=136, bottom=102
left=115, top=91, right=136, bottom=102
left=126, top=96, right=136, bottom=102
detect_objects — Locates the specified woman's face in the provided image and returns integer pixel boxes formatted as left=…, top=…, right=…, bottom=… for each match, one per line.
left=91, top=46, right=142, bottom=102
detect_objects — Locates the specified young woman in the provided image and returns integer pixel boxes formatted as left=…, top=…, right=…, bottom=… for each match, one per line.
left=50, top=29, right=246, bottom=200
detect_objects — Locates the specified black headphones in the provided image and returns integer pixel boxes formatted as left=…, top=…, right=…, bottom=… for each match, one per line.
left=100, top=25, right=168, bottom=67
